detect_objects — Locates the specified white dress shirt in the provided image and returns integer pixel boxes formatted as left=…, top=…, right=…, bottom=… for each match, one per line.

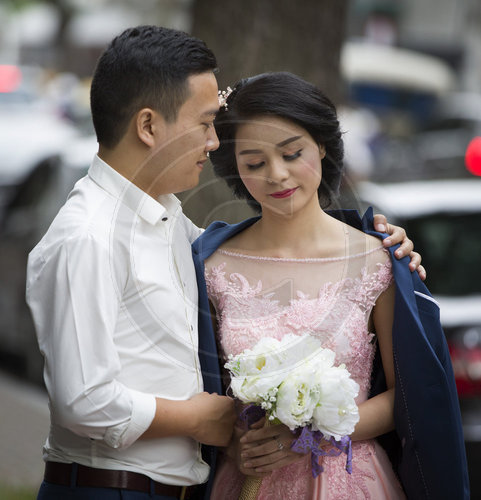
left=26, top=155, right=209, bottom=485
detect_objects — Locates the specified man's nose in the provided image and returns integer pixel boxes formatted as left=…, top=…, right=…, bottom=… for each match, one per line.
left=206, top=126, right=220, bottom=152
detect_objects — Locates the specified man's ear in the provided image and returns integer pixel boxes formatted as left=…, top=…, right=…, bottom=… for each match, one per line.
left=319, top=144, right=326, bottom=159
left=136, top=108, right=165, bottom=147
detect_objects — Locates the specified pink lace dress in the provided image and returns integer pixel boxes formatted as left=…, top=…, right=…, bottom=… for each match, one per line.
left=205, top=238, right=406, bottom=500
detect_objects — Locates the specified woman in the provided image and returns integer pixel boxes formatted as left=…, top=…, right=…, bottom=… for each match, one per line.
left=192, top=72, right=468, bottom=499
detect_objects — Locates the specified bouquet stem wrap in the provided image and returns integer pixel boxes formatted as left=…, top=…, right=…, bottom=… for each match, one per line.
left=238, top=406, right=270, bottom=500
left=238, top=474, right=263, bottom=500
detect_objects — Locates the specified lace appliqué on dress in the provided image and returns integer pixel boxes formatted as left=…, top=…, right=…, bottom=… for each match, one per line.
left=205, top=258, right=393, bottom=397
left=257, top=454, right=313, bottom=500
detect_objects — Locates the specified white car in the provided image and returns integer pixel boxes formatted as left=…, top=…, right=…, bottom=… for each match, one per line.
left=357, top=178, right=481, bottom=449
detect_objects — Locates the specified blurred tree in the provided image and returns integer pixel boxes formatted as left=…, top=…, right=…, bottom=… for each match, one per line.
left=182, top=0, right=349, bottom=226
left=42, top=0, right=75, bottom=42
left=42, top=0, right=76, bottom=69
left=191, top=0, right=348, bottom=102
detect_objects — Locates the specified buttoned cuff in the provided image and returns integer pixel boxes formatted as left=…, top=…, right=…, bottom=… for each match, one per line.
left=103, top=390, right=156, bottom=449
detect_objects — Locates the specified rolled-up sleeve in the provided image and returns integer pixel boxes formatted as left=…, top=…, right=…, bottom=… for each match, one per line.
left=27, top=233, right=156, bottom=449
left=104, top=388, right=156, bottom=448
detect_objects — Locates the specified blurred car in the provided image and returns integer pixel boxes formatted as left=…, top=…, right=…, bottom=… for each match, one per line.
left=0, top=64, right=80, bottom=220
left=357, top=176, right=481, bottom=495
left=341, top=41, right=455, bottom=114
left=413, top=92, right=481, bottom=179
left=0, top=131, right=97, bottom=383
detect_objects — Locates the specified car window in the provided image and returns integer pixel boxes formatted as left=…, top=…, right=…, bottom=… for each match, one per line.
left=404, top=213, right=481, bottom=296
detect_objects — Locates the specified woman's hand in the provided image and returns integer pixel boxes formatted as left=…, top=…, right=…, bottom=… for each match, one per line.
left=237, top=418, right=320, bottom=475
left=373, top=213, right=426, bottom=281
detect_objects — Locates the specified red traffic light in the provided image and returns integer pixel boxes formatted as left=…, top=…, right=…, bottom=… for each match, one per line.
left=465, top=137, right=481, bottom=177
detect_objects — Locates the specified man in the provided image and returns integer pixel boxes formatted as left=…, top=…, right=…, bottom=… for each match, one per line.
left=26, top=25, right=422, bottom=500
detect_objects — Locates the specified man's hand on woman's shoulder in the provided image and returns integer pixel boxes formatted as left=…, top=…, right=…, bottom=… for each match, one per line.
left=373, top=213, right=426, bottom=281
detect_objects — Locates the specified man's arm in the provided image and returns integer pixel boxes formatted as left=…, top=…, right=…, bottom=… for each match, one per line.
left=373, top=213, right=426, bottom=281
left=27, top=234, right=156, bottom=449
left=141, top=392, right=235, bottom=447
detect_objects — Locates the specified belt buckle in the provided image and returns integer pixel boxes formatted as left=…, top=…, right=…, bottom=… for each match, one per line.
left=180, top=485, right=187, bottom=500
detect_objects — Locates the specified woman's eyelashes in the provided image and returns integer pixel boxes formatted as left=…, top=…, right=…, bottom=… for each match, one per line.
left=284, top=149, right=302, bottom=161
left=246, top=161, right=265, bottom=170
left=246, top=149, right=303, bottom=169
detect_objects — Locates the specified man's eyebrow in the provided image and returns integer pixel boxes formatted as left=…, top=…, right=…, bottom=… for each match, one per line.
left=239, top=135, right=303, bottom=155
left=201, top=109, right=219, bottom=117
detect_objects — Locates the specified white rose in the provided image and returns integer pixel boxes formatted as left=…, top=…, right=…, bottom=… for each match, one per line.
left=274, top=362, right=319, bottom=430
left=230, top=372, right=284, bottom=403
left=225, top=337, right=290, bottom=403
left=311, top=365, right=360, bottom=440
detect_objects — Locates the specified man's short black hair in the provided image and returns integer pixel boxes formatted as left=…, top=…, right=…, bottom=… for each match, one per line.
left=90, top=25, right=217, bottom=148
left=210, top=72, right=344, bottom=210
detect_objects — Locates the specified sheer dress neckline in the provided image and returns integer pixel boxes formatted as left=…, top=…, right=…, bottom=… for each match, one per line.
left=216, top=244, right=385, bottom=263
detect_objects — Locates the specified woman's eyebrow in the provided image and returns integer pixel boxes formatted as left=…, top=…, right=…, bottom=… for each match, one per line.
left=276, top=135, right=302, bottom=147
left=239, top=135, right=303, bottom=155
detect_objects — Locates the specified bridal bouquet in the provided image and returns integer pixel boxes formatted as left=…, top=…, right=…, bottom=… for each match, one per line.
left=225, top=333, right=360, bottom=478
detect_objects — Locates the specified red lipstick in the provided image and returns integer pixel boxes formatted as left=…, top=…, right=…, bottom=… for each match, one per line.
left=270, top=187, right=298, bottom=199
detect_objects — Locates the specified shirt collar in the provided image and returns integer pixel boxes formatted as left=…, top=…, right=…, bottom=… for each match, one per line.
left=88, top=155, right=181, bottom=225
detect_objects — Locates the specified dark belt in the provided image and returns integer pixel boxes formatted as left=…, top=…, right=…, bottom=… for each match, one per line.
left=44, top=461, right=201, bottom=499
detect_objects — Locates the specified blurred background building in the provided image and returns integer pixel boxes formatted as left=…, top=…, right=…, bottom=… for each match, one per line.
left=1, top=0, right=480, bottom=498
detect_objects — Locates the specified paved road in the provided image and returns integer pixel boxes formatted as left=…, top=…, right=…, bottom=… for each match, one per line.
left=0, top=371, right=49, bottom=492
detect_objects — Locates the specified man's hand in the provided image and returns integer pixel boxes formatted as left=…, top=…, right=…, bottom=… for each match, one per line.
left=188, top=392, right=236, bottom=447
left=373, top=213, right=426, bottom=281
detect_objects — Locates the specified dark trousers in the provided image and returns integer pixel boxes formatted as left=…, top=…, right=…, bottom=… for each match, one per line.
left=37, top=481, right=177, bottom=500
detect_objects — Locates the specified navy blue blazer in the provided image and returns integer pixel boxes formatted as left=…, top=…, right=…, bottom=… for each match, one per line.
left=192, top=208, right=469, bottom=499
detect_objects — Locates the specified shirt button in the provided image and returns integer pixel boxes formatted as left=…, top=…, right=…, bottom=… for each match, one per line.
left=162, top=217, right=168, bottom=222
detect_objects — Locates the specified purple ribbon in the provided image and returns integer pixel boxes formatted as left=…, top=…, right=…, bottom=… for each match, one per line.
left=237, top=405, right=353, bottom=478
left=238, top=404, right=266, bottom=430
left=291, top=427, right=353, bottom=478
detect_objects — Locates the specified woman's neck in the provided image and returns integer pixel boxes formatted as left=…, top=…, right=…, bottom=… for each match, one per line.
left=240, top=199, right=346, bottom=259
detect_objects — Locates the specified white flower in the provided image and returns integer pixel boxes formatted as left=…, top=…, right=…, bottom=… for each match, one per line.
left=311, top=365, right=360, bottom=440
left=225, top=334, right=360, bottom=441
left=274, top=363, right=319, bottom=430
left=229, top=371, right=284, bottom=403
left=225, top=334, right=323, bottom=403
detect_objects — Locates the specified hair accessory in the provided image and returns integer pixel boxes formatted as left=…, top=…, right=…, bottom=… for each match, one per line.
left=218, top=86, right=234, bottom=110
